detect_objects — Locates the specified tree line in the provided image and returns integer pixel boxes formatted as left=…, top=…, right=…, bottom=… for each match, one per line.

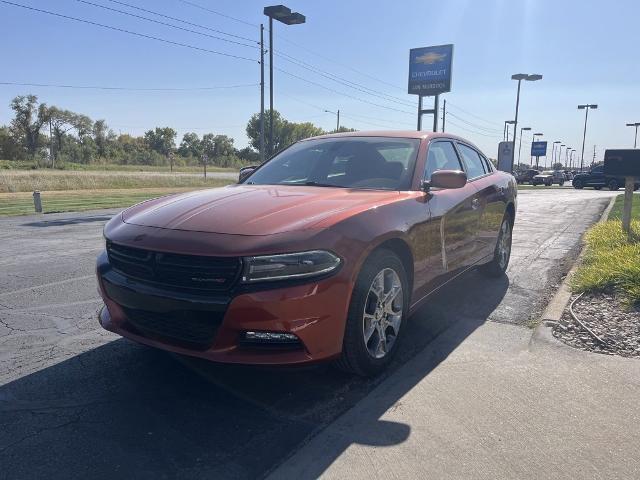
left=0, top=94, right=354, bottom=169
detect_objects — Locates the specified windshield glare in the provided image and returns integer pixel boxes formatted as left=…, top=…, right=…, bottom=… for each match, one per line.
left=244, top=137, right=420, bottom=190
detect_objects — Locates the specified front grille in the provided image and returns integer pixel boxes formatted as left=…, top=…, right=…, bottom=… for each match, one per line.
left=123, top=307, right=223, bottom=349
left=107, top=241, right=242, bottom=293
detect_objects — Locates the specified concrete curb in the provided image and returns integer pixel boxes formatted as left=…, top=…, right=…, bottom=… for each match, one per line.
left=531, top=194, right=617, bottom=347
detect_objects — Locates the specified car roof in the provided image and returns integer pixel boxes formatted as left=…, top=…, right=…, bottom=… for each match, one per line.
left=302, top=130, right=470, bottom=142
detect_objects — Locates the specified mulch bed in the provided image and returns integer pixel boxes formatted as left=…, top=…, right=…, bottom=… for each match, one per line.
left=552, top=292, right=640, bottom=358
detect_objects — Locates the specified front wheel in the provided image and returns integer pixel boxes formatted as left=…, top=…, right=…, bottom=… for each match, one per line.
left=335, top=249, right=409, bottom=377
left=573, top=179, right=584, bottom=189
left=608, top=179, right=619, bottom=191
left=480, top=213, right=513, bottom=278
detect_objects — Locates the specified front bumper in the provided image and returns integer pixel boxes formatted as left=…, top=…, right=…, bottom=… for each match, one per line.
left=96, top=251, right=352, bottom=365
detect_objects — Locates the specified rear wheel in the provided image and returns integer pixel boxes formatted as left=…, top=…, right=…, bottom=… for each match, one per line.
left=594, top=186, right=602, bottom=190
left=335, top=249, right=409, bottom=377
left=608, top=179, right=619, bottom=191
left=480, top=213, right=513, bottom=278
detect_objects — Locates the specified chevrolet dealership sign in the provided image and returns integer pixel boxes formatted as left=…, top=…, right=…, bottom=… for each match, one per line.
left=408, top=44, right=454, bottom=95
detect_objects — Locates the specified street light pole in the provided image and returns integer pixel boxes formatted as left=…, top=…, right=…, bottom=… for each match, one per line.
left=578, top=104, right=598, bottom=171
left=518, top=127, right=531, bottom=166
left=259, top=23, right=265, bottom=162
left=551, top=141, right=561, bottom=169
left=264, top=5, right=306, bottom=157
left=558, top=144, right=565, bottom=168
left=626, top=122, right=640, bottom=148
left=532, top=132, right=543, bottom=166
left=324, top=109, right=340, bottom=132
left=510, top=73, right=542, bottom=172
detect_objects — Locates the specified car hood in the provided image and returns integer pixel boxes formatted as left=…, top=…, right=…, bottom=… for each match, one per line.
left=122, top=185, right=404, bottom=235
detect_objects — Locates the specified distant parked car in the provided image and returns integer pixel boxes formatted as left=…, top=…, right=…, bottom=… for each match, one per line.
left=515, top=169, right=539, bottom=185
left=563, top=170, right=574, bottom=181
left=572, top=165, right=640, bottom=190
left=532, top=170, right=565, bottom=186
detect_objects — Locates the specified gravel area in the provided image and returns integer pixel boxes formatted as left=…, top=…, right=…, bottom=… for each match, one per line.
left=553, top=292, right=640, bottom=357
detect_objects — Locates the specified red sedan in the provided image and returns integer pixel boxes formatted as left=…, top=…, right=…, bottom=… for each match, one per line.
left=97, top=131, right=516, bottom=376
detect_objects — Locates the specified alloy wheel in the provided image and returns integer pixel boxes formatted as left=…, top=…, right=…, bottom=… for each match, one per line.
left=497, top=219, right=512, bottom=270
left=362, top=268, right=403, bottom=359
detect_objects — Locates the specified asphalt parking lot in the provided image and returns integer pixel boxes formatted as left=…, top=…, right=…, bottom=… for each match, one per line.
left=0, top=188, right=616, bottom=480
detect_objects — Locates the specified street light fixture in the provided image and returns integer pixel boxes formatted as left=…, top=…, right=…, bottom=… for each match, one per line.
left=264, top=5, right=306, bottom=156
left=324, top=109, right=340, bottom=132
left=626, top=122, right=640, bottom=148
left=504, top=120, right=515, bottom=141
left=550, top=141, right=561, bottom=169
left=577, top=104, right=598, bottom=171
left=518, top=127, right=531, bottom=165
left=510, top=73, right=542, bottom=171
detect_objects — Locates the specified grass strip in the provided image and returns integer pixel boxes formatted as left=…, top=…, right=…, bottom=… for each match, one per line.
left=572, top=194, right=640, bottom=305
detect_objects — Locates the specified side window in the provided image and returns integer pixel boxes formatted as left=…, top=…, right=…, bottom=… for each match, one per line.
left=457, top=143, right=486, bottom=179
left=480, top=154, right=493, bottom=173
left=424, top=141, right=462, bottom=181
left=592, top=166, right=603, bottom=174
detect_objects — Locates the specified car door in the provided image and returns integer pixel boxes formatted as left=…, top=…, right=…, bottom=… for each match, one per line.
left=589, top=165, right=605, bottom=186
left=423, top=140, right=480, bottom=282
left=454, top=142, right=500, bottom=263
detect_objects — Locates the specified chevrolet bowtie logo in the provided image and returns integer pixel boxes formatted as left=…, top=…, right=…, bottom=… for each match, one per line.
left=416, top=52, right=446, bottom=64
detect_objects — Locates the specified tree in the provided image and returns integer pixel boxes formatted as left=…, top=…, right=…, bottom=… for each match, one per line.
left=331, top=126, right=357, bottom=133
left=236, top=146, right=259, bottom=165
left=10, top=95, right=49, bottom=164
left=144, top=127, right=177, bottom=158
left=246, top=110, right=325, bottom=154
left=552, top=162, right=563, bottom=170
left=93, top=119, right=109, bottom=159
left=178, top=132, right=202, bottom=158
left=47, top=106, right=76, bottom=166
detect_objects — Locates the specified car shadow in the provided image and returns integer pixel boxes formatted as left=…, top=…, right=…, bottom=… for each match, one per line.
left=21, top=214, right=115, bottom=228
left=0, top=270, right=508, bottom=480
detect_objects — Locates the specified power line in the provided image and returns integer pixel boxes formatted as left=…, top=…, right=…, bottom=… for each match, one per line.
left=0, top=81, right=259, bottom=91
left=274, top=66, right=414, bottom=116
left=74, top=0, right=258, bottom=48
left=0, top=1, right=257, bottom=62
left=274, top=51, right=415, bottom=109
left=446, top=101, right=504, bottom=128
left=104, top=0, right=256, bottom=42
left=276, top=34, right=405, bottom=92
left=176, top=0, right=259, bottom=28
left=446, top=119, right=502, bottom=139
left=446, top=112, right=503, bottom=134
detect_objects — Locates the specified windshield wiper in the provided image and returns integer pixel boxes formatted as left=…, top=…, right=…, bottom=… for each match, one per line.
left=302, top=181, right=345, bottom=188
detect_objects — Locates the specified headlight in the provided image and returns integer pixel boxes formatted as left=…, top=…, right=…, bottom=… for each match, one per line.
left=241, top=250, right=341, bottom=283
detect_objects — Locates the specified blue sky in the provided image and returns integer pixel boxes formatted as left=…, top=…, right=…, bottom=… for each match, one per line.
left=1, top=0, right=639, bottom=164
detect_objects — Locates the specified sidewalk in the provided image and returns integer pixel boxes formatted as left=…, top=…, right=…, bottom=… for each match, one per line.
left=268, top=319, right=640, bottom=479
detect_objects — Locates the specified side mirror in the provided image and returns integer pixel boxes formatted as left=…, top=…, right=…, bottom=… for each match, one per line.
left=422, top=170, right=467, bottom=191
left=238, top=165, right=258, bottom=183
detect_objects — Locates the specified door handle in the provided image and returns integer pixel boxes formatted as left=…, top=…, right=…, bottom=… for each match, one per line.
left=471, top=198, right=480, bottom=210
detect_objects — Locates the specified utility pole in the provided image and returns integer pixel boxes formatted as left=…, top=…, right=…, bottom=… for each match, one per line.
left=442, top=99, right=446, bottom=132
left=259, top=24, right=265, bottom=162
left=592, top=145, right=596, bottom=167
left=336, top=109, right=340, bottom=131
left=268, top=16, right=274, bottom=157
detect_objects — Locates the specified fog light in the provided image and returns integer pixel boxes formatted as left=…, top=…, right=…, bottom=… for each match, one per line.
left=243, top=331, right=300, bottom=344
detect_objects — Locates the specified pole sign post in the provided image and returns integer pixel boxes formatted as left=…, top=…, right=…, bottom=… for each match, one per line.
left=531, top=141, right=547, bottom=169
left=497, top=141, right=514, bottom=172
left=408, top=44, right=453, bottom=132
left=604, top=149, right=640, bottom=238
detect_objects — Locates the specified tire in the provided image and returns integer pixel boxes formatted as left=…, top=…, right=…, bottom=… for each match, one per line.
left=594, top=186, right=602, bottom=190
left=545, top=181, right=552, bottom=187
left=573, top=179, right=584, bottom=189
left=559, top=181, right=564, bottom=186
left=608, top=179, right=619, bottom=191
left=479, top=212, right=513, bottom=278
left=335, top=249, right=409, bottom=377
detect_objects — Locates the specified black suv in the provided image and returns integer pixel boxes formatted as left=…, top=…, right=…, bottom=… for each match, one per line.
left=515, top=169, right=539, bottom=185
left=572, top=165, right=639, bottom=191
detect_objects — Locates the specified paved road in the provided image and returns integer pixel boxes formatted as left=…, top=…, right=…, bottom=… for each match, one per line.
left=0, top=189, right=615, bottom=479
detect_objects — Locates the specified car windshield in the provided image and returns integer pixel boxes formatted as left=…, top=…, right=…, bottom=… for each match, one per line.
left=244, top=137, right=420, bottom=190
